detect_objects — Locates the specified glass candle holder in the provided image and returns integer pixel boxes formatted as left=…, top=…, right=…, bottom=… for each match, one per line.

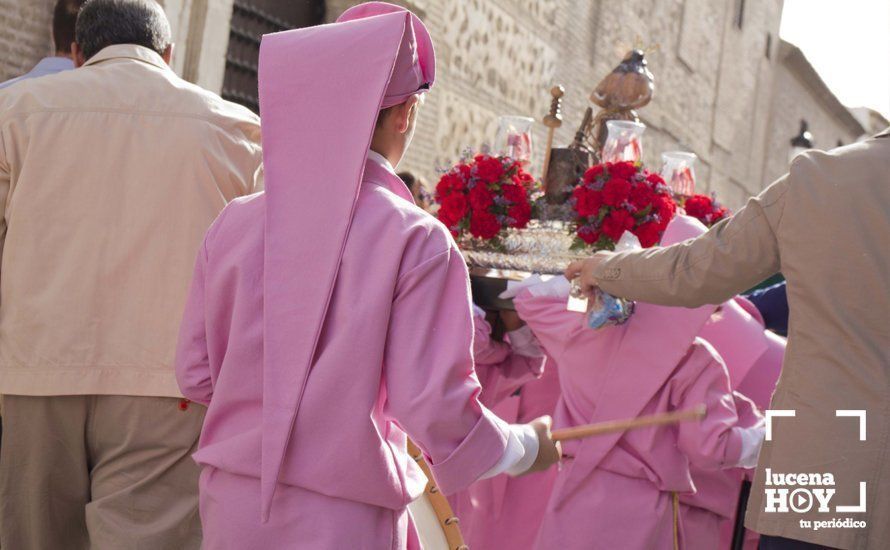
left=660, top=151, right=697, bottom=197
left=601, top=120, right=645, bottom=163
left=494, top=115, right=534, bottom=165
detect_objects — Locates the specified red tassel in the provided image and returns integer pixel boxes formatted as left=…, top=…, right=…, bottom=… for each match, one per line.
left=179, top=399, right=190, bottom=411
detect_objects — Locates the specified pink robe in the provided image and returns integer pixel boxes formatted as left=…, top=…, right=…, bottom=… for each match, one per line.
left=176, top=155, right=512, bottom=547
left=683, top=297, right=785, bottom=550
left=515, top=292, right=752, bottom=549
left=514, top=215, right=760, bottom=550
left=450, top=314, right=559, bottom=549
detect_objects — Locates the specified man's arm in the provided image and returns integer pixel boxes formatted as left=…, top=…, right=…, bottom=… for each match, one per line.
left=567, top=176, right=789, bottom=308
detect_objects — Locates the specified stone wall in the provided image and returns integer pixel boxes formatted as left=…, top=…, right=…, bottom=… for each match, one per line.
left=328, top=0, right=786, bottom=208
left=3, top=0, right=871, bottom=210
left=0, top=0, right=55, bottom=79
left=761, top=41, right=866, bottom=185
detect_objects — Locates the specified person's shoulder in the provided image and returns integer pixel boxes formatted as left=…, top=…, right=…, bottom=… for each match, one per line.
left=204, top=192, right=266, bottom=250
left=359, top=183, right=454, bottom=252
left=0, top=67, right=78, bottom=118
left=160, top=75, right=261, bottom=145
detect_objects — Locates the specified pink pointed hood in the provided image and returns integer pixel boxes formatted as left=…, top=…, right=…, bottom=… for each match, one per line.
left=258, top=3, right=434, bottom=522
left=555, top=215, right=718, bottom=506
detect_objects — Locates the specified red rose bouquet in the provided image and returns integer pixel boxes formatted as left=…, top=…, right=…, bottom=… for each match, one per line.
left=681, top=193, right=730, bottom=227
left=435, top=153, right=539, bottom=245
left=570, top=160, right=677, bottom=250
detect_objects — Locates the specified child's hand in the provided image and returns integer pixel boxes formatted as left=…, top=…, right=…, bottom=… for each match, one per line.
left=521, top=415, right=561, bottom=475
left=499, top=309, right=525, bottom=332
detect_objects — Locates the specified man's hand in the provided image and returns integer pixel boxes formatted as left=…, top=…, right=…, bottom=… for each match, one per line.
left=521, top=415, right=561, bottom=475
left=564, top=251, right=615, bottom=296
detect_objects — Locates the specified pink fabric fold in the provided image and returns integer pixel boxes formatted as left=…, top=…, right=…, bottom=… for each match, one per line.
left=258, top=5, right=435, bottom=522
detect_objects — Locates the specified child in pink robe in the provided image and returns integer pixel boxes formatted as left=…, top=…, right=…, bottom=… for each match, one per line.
left=514, top=215, right=766, bottom=550
left=175, top=5, right=558, bottom=548
left=684, top=296, right=785, bottom=549
left=450, top=310, right=561, bottom=550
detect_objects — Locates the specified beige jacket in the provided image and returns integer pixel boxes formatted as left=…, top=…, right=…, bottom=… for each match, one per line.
left=594, top=131, right=890, bottom=549
left=0, top=45, right=262, bottom=398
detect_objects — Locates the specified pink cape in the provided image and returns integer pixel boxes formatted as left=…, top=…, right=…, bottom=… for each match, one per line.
left=258, top=4, right=434, bottom=520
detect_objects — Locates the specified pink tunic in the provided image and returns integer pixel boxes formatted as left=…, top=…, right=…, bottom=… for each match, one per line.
left=684, top=297, right=785, bottom=549
left=515, top=291, right=750, bottom=550
left=176, top=155, right=511, bottom=547
left=450, top=315, right=559, bottom=549
left=513, top=215, right=760, bottom=550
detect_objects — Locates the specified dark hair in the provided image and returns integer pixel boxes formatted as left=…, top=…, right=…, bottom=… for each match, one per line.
left=53, top=0, right=87, bottom=54
left=75, top=0, right=171, bottom=60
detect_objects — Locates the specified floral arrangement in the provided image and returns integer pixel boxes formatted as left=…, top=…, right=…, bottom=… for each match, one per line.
left=435, top=153, right=539, bottom=245
left=680, top=193, right=730, bottom=227
left=570, top=160, right=676, bottom=250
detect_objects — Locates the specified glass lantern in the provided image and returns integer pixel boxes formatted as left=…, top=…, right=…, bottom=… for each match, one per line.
left=660, top=151, right=697, bottom=196
left=601, top=120, right=645, bottom=163
left=494, top=115, right=534, bottom=165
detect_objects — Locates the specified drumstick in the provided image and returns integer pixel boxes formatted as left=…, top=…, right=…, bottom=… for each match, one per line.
left=551, top=404, right=706, bottom=442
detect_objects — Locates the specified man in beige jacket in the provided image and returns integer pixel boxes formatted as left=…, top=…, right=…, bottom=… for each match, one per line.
left=0, top=1, right=262, bottom=548
left=567, top=131, right=890, bottom=549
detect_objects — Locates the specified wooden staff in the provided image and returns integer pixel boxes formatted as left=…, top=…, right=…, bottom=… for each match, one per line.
left=551, top=404, right=706, bottom=442
left=541, top=84, right=564, bottom=185
left=407, top=439, right=468, bottom=550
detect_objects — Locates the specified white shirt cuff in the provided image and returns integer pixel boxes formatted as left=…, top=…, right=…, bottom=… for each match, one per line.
left=479, top=423, right=539, bottom=479
left=507, top=325, right=544, bottom=358
left=736, top=423, right=765, bottom=469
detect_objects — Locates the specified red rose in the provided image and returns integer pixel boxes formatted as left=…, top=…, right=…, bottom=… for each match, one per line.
left=469, top=211, right=502, bottom=239
left=572, top=186, right=603, bottom=218
left=577, top=226, right=601, bottom=244
left=646, top=172, right=666, bottom=186
left=474, top=155, right=505, bottom=183
left=683, top=194, right=712, bottom=217
left=601, top=208, right=635, bottom=242
left=654, top=194, right=677, bottom=224
left=609, top=161, right=637, bottom=180
left=602, top=177, right=632, bottom=207
left=458, top=164, right=472, bottom=180
left=583, top=164, right=605, bottom=184
left=713, top=206, right=730, bottom=223
left=435, top=172, right=465, bottom=198
left=516, top=170, right=535, bottom=185
left=438, top=193, right=468, bottom=225
left=469, top=184, right=494, bottom=211
left=508, top=202, right=532, bottom=228
left=502, top=183, right=527, bottom=204
left=634, top=221, right=662, bottom=248
left=628, top=181, right=656, bottom=209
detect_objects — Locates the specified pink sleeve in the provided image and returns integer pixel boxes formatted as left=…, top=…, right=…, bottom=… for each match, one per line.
left=673, top=341, right=747, bottom=470
left=383, top=245, right=510, bottom=495
left=472, top=314, right=545, bottom=407
left=174, top=241, right=213, bottom=406
left=513, top=289, right=586, bottom=365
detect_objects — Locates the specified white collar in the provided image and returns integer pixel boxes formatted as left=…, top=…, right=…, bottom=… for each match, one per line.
left=367, top=150, right=396, bottom=173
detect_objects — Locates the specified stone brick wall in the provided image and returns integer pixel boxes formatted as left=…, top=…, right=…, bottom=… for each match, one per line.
left=327, top=0, right=787, bottom=208
left=0, top=0, right=55, bottom=79
left=3, top=0, right=870, bottom=210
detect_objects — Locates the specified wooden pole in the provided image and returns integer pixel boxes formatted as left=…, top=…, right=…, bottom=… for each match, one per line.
left=541, top=84, right=564, bottom=185
left=551, top=404, right=706, bottom=442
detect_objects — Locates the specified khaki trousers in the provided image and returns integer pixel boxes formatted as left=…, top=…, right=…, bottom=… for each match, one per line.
left=0, top=395, right=205, bottom=550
